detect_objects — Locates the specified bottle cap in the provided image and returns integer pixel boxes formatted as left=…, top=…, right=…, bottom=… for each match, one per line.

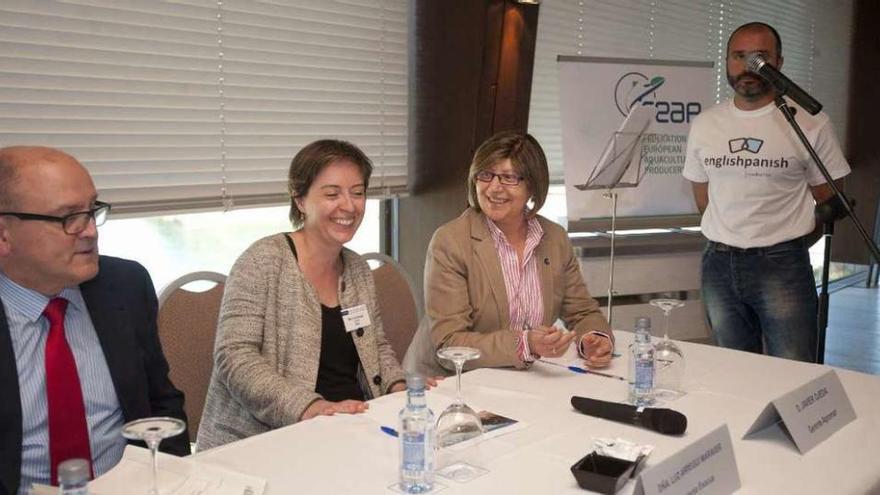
left=405, top=373, right=426, bottom=391
left=58, top=458, right=90, bottom=484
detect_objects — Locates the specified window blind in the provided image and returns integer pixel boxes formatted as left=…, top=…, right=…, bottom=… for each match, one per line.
left=0, top=0, right=408, bottom=214
left=529, top=0, right=853, bottom=184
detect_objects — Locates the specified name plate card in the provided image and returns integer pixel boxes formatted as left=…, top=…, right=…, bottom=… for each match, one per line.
left=635, top=424, right=741, bottom=495
left=744, top=369, right=856, bottom=454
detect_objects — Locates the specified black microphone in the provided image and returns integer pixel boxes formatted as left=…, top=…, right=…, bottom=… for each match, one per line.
left=571, top=396, right=687, bottom=436
left=746, top=53, right=822, bottom=115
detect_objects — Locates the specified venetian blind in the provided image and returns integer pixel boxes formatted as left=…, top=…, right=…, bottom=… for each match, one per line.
left=0, top=0, right=408, bottom=214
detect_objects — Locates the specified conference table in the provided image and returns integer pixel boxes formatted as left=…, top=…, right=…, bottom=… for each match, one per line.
left=193, top=333, right=880, bottom=494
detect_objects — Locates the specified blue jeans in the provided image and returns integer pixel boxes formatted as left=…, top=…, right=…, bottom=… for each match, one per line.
left=701, top=237, right=818, bottom=362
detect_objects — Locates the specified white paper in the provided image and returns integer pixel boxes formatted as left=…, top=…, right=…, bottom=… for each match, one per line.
left=88, top=445, right=266, bottom=495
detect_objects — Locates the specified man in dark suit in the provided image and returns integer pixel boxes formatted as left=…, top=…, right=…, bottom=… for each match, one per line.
left=0, top=146, right=189, bottom=495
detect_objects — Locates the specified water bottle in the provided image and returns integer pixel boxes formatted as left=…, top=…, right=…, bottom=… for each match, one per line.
left=399, top=374, right=435, bottom=494
left=58, top=458, right=90, bottom=495
left=628, top=316, right=656, bottom=407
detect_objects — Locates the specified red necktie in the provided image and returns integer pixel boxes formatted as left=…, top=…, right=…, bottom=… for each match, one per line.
left=43, top=297, right=93, bottom=485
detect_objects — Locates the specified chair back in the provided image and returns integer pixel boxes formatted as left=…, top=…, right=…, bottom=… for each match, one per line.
left=362, top=253, right=422, bottom=362
left=157, top=271, right=227, bottom=443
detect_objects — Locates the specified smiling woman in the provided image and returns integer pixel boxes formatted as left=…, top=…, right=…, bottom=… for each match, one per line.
left=404, top=131, right=614, bottom=378
left=196, top=140, right=406, bottom=451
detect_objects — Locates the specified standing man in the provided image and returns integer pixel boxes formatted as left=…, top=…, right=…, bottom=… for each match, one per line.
left=682, top=22, right=851, bottom=362
left=0, top=146, right=189, bottom=495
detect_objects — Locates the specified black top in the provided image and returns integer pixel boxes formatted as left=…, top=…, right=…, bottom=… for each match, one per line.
left=283, top=234, right=365, bottom=402
left=315, top=304, right=366, bottom=402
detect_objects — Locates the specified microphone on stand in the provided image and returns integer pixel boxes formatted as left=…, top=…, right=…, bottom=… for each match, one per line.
left=746, top=53, right=823, bottom=115
left=571, top=396, right=687, bottom=435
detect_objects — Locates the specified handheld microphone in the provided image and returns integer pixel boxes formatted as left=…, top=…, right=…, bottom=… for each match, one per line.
left=571, top=396, right=687, bottom=436
left=746, top=53, right=822, bottom=115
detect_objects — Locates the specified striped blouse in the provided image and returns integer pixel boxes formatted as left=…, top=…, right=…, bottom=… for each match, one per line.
left=484, top=216, right=544, bottom=363
left=485, top=216, right=613, bottom=363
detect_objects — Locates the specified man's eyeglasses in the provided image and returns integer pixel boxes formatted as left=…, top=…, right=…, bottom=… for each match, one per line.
left=475, top=170, right=524, bottom=186
left=0, top=201, right=111, bottom=235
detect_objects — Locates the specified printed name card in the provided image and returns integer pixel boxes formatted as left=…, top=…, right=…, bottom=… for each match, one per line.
left=635, top=424, right=740, bottom=495
left=743, top=369, right=856, bottom=454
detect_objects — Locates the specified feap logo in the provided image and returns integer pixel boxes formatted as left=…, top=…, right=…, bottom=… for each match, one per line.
left=614, top=72, right=664, bottom=116
left=613, top=71, right=701, bottom=124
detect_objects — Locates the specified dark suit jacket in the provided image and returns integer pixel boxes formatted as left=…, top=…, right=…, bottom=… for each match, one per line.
left=0, top=256, right=189, bottom=495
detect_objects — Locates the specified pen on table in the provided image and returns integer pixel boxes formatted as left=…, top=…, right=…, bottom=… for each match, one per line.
left=380, top=425, right=399, bottom=437
left=536, top=359, right=627, bottom=381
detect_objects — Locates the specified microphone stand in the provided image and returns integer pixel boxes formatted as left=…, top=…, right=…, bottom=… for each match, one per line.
left=815, top=202, right=838, bottom=365
left=774, top=95, right=880, bottom=364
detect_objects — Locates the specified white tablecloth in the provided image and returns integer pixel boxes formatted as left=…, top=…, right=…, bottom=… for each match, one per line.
left=193, top=333, right=880, bottom=494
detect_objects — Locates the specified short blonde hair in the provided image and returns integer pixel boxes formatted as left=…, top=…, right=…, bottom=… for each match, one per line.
left=467, top=131, right=549, bottom=217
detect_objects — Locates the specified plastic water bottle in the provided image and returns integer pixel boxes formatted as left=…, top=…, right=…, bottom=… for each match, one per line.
left=58, top=458, right=90, bottom=495
left=399, top=374, right=435, bottom=493
left=628, top=316, right=656, bottom=407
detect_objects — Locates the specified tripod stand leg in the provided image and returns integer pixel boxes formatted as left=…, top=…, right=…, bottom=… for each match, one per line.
left=817, top=222, right=833, bottom=365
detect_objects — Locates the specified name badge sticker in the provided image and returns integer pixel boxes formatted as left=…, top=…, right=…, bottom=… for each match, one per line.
left=341, top=304, right=371, bottom=332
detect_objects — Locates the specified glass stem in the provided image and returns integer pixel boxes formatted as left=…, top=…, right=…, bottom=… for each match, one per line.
left=147, top=437, right=160, bottom=495
left=664, top=310, right=671, bottom=340
left=455, top=360, right=464, bottom=405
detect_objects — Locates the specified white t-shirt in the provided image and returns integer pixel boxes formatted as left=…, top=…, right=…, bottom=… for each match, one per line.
left=683, top=98, right=851, bottom=248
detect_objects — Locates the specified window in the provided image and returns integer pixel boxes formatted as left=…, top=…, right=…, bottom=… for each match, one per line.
left=98, top=200, right=382, bottom=292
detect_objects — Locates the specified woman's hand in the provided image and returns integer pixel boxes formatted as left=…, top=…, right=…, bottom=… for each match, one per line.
left=580, top=333, right=613, bottom=368
left=527, top=326, right=575, bottom=358
left=390, top=376, right=444, bottom=393
left=301, top=399, right=369, bottom=420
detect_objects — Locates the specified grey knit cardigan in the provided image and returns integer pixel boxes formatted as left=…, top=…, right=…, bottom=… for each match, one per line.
left=196, top=233, right=405, bottom=451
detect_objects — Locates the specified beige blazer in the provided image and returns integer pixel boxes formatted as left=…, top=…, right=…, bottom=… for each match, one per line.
left=404, top=209, right=610, bottom=375
left=197, top=233, right=405, bottom=451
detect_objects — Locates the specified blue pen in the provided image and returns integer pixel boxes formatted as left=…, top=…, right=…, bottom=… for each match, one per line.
left=380, top=425, right=399, bottom=437
left=537, top=359, right=627, bottom=381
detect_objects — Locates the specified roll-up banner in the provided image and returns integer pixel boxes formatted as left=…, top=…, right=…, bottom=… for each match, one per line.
left=558, top=56, right=715, bottom=222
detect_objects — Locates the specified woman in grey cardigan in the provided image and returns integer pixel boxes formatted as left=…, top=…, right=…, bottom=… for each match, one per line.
left=196, top=140, right=406, bottom=451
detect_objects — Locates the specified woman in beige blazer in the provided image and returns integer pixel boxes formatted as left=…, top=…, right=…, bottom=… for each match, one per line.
left=197, top=140, right=405, bottom=451
left=406, top=132, right=612, bottom=375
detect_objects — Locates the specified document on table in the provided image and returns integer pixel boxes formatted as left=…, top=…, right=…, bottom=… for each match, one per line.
left=46, top=445, right=268, bottom=495
left=365, top=391, right=528, bottom=449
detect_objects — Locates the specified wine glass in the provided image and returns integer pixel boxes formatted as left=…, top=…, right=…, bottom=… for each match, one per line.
left=435, top=347, right=483, bottom=448
left=649, top=298, right=686, bottom=400
left=121, top=417, right=186, bottom=495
